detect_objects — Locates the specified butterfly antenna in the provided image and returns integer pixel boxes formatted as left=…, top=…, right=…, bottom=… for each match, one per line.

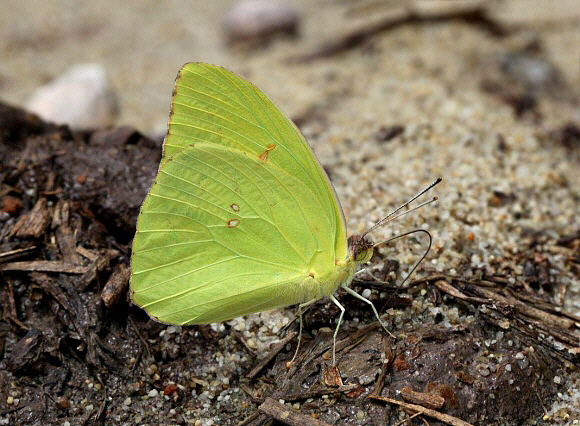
left=361, top=177, right=442, bottom=239
left=372, top=229, right=432, bottom=288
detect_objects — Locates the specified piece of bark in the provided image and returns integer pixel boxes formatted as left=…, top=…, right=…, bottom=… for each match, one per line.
left=10, top=198, right=52, bottom=238
left=56, top=224, right=82, bottom=265
left=1, top=275, right=18, bottom=321
left=101, top=264, right=131, bottom=308
left=259, top=397, right=331, bottom=426
left=323, top=365, right=343, bottom=387
left=5, top=328, right=43, bottom=372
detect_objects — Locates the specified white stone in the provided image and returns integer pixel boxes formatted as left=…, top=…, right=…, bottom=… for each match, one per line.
left=26, top=63, right=117, bottom=129
left=223, top=1, right=299, bottom=42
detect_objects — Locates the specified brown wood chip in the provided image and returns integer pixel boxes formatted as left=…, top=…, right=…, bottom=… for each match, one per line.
left=10, top=198, right=52, bottom=238
left=101, top=264, right=131, bottom=308
left=323, top=365, right=344, bottom=387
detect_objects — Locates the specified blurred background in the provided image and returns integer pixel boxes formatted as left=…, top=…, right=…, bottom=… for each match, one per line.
left=1, top=0, right=578, bottom=134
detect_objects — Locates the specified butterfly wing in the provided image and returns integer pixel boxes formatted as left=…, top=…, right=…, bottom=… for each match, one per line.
left=131, top=63, right=349, bottom=324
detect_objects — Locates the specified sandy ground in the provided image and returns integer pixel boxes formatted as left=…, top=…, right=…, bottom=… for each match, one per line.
left=1, top=0, right=579, bottom=424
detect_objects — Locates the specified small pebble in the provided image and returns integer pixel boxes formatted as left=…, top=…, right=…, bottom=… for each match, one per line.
left=223, top=0, right=299, bottom=43
left=26, top=63, right=117, bottom=129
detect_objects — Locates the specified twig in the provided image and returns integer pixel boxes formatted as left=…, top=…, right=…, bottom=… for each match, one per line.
left=1, top=260, right=89, bottom=274
left=231, top=330, right=259, bottom=359
left=128, top=314, right=152, bottom=359
left=433, top=280, right=489, bottom=304
left=394, top=411, right=422, bottom=426
left=372, top=335, right=395, bottom=396
left=370, top=394, right=473, bottom=426
left=94, top=374, right=107, bottom=422
left=292, top=2, right=509, bottom=62
left=0, top=245, right=37, bottom=263
left=246, top=331, right=297, bottom=379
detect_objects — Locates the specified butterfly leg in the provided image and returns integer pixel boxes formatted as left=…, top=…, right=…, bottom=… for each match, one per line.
left=329, top=294, right=345, bottom=366
left=354, top=267, right=388, bottom=284
left=289, top=299, right=317, bottom=365
left=341, top=284, right=395, bottom=338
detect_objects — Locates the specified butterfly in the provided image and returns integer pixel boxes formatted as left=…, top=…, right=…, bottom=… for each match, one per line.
left=130, top=63, right=438, bottom=364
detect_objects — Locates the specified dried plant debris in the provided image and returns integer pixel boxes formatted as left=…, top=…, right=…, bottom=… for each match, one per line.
left=293, top=0, right=509, bottom=62
left=479, top=40, right=576, bottom=119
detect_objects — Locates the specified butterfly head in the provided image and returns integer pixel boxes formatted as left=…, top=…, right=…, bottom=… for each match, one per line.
left=348, top=234, right=374, bottom=264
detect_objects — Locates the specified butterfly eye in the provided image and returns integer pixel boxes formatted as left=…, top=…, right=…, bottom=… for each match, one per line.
left=355, top=247, right=373, bottom=263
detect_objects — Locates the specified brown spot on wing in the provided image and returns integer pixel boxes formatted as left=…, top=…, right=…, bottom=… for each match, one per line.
left=258, top=144, right=276, bottom=162
left=228, top=219, right=240, bottom=228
